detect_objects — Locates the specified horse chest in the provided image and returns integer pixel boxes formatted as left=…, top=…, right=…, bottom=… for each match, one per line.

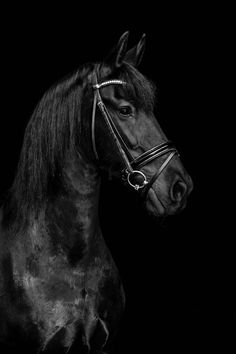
left=19, top=256, right=124, bottom=350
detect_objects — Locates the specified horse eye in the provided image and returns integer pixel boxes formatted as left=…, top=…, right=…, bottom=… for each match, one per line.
left=119, top=106, right=133, bottom=116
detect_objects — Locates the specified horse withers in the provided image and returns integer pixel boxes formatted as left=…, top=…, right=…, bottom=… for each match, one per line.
left=0, top=32, right=193, bottom=353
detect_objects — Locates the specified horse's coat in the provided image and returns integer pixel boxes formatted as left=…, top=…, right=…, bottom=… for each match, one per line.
left=0, top=32, right=193, bottom=353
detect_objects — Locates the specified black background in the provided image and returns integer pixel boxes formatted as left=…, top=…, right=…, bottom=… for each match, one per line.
left=0, top=4, right=234, bottom=353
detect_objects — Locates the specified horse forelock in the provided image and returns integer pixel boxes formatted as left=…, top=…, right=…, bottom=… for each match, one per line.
left=97, top=62, right=157, bottom=113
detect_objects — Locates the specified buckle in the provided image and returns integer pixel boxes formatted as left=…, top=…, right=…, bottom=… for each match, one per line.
left=126, top=170, right=148, bottom=191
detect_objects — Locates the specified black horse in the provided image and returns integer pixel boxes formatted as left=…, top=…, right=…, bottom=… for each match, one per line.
left=0, top=32, right=193, bottom=353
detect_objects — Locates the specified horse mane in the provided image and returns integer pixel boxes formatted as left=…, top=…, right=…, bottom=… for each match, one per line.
left=1, top=61, right=156, bottom=232
left=2, top=63, right=95, bottom=231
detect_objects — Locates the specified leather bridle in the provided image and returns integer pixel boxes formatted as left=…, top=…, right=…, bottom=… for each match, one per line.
left=91, top=76, right=178, bottom=193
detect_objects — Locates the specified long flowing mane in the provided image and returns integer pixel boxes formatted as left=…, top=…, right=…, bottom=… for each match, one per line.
left=2, top=63, right=96, bottom=230
left=1, top=61, right=156, bottom=231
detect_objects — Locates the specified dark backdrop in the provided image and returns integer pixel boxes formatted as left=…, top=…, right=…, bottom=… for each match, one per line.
left=0, top=5, right=233, bottom=353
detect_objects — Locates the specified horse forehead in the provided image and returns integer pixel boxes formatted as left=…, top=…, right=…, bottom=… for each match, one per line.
left=100, top=85, right=119, bottom=101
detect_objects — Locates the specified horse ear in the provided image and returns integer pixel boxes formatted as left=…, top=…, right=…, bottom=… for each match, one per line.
left=115, top=31, right=130, bottom=67
left=105, top=31, right=130, bottom=68
left=124, top=33, right=146, bottom=67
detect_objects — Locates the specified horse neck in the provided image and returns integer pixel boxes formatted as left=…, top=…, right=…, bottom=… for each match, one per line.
left=8, top=154, right=101, bottom=279
left=64, top=153, right=100, bottom=228
left=45, top=153, right=101, bottom=250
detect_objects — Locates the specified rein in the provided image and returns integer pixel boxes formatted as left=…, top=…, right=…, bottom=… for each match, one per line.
left=91, top=75, right=178, bottom=193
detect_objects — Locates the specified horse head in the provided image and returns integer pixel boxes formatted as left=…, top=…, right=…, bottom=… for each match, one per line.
left=81, top=31, right=193, bottom=217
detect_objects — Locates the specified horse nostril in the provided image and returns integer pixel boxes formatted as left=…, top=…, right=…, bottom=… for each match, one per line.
left=171, top=180, right=187, bottom=202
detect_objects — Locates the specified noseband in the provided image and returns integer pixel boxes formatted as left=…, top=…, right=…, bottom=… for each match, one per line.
left=91, top=76, right=178, bottom=192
